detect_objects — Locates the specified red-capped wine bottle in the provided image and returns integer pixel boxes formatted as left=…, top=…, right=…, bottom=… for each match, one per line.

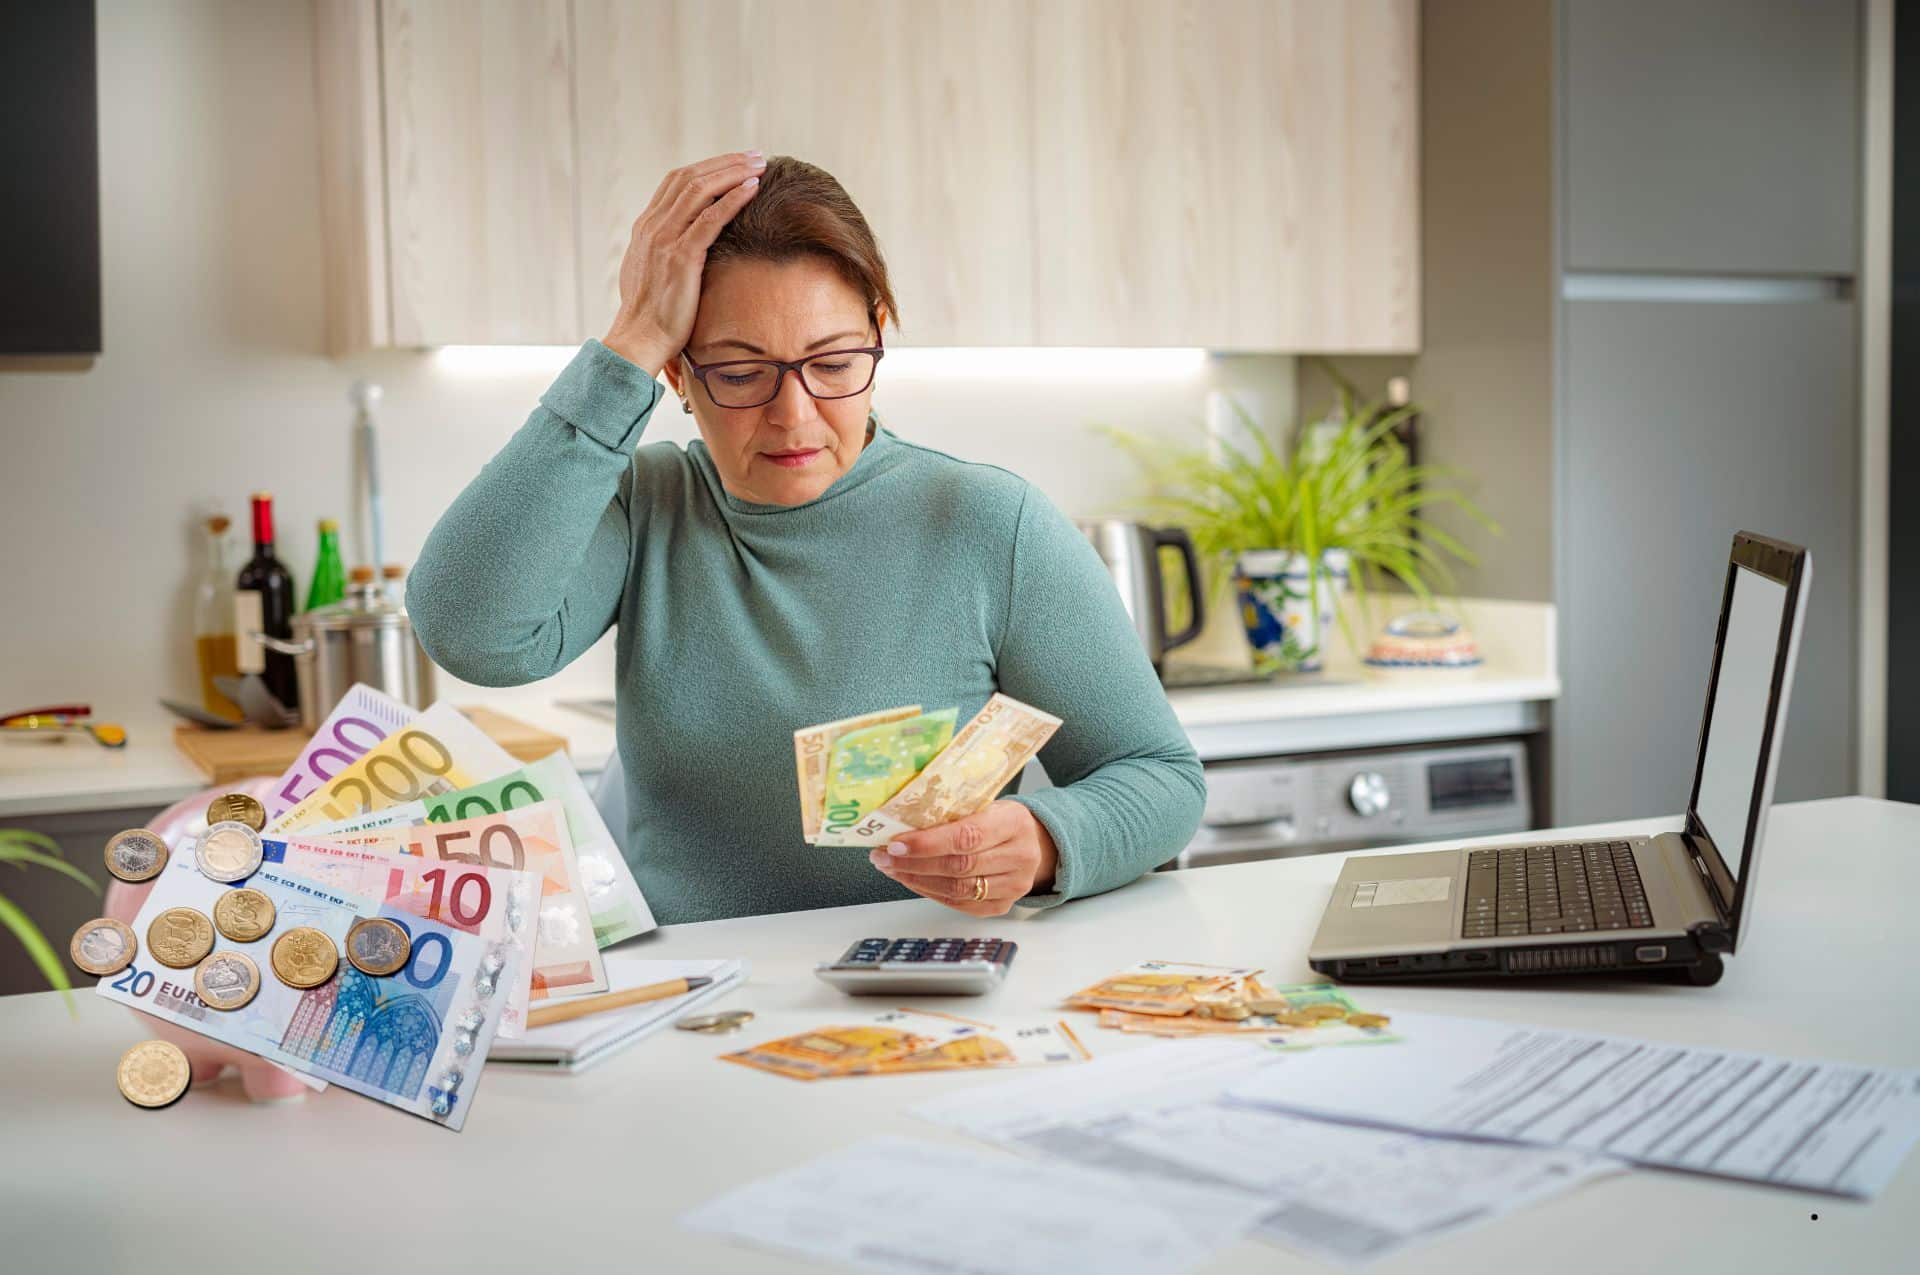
left=234, top=491, right=299, bottom=712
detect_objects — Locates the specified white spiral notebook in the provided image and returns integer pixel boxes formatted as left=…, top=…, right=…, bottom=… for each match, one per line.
left=487, top=954, right=749, bottom=1073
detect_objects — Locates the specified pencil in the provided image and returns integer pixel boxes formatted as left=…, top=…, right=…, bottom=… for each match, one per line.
left=525, top=975, right=715, bottom=1029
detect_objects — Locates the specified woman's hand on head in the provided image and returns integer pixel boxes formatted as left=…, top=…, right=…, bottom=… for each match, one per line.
left=868, top=801, right=1059, bottom=917
left=602, top=151, right=766, bottom=376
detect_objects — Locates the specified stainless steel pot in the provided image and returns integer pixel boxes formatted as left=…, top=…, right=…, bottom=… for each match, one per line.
left=1074, top=519, right=1206, bottom=671
left=254, top=568, right=437, bottom=728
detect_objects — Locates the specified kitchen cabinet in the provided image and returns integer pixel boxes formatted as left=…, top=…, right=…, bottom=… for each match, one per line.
left=317, top=0, right=1418, bottom=352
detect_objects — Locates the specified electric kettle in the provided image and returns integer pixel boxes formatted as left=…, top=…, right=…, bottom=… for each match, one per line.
left=1073, top=520, right=1206, bottom=671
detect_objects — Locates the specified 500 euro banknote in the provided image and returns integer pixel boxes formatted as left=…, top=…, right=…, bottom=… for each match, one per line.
left=270, top=701, right=516, bottom=832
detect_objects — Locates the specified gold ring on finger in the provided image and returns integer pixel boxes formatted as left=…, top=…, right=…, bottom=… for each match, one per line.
left=971, top=875, right=988, bottom=902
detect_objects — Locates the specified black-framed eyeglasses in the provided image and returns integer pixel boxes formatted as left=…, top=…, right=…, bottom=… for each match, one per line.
left=681, top=325, right=885, bottom=409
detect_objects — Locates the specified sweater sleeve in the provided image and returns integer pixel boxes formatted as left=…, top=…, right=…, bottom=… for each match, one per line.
left=407, top=339, right=661, bottom=687
left=994, top=486, right=1206, bottom=907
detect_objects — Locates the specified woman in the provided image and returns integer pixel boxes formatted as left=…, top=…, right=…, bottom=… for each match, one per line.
left=409, top=151, right=1203, bottom=923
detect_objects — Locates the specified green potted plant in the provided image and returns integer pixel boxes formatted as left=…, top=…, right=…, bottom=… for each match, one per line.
left=1, top=827, right=99, bottom=1001
left=1100, top=385, right=1498, bottom=672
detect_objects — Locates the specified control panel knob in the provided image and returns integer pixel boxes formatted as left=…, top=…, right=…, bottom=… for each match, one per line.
left=1347, top=770, right=1391, bottom=817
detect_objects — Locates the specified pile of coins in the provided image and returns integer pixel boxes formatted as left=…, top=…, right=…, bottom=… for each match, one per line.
left=76, top=792, right=417, bottom=1109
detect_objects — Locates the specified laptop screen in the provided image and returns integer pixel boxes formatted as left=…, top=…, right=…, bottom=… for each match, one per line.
left=1685, top=535, right=1808, bottom=948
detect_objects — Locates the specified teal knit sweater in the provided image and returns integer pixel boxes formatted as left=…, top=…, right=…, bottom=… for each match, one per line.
left=408, top=339, right=1205, bottom=924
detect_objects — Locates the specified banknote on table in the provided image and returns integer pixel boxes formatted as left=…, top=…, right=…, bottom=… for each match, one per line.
left=419, top=751, right=656, bottom=947
left=262, top=836, right=539, bottom=1037
left=396, top=799, right=607, bottom=999
left=1064, top=961, right=1266, bottom=1016
left=865, top=1017, right=1090, bottom=1075
left=263, top=682, right=417, bottom=820
left=811, top=694, right=1063, bottom=847
left=270, top=700, right=517, bottom=832
left=1097, top=981, right=1402, bottom=1048
left=793, top=705, right=922, bottom=842
left=721, top=1010, right=984, bottom=1081
left=98, top=855, right=518, bottom=1129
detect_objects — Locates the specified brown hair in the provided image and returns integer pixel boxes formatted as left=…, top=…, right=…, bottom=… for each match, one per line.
left=705, top=156, right=899, bottom=333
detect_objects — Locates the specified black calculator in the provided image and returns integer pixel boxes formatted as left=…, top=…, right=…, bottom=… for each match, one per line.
left=813, top=937, right=1017, bottom=996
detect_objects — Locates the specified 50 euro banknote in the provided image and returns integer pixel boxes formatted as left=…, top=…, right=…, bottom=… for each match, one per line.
left=98, top=855, right=519, bottom=1130
left=393, top=799, right=607, bottom=1000
left=1063, top=961, right=1267, bottom=1016
left=262, top=836, right=539, bottom=1037
left=809, top=694, right=1063, bottom=847
left=269, top=700, right=517, bottom=833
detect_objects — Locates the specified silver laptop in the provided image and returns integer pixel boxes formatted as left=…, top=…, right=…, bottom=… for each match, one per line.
left=1309, top=532, right=1809, bottom=987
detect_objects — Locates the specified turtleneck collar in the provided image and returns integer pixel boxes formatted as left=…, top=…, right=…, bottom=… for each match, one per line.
left=688, top=411, right=899, bottom=516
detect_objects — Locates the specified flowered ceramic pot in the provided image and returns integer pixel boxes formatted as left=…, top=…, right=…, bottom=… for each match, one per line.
left=1234, top=549, right=1350, bottom=673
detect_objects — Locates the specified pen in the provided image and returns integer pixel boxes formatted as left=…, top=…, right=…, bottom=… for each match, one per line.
left=524, top=975, right=715, bottom=1029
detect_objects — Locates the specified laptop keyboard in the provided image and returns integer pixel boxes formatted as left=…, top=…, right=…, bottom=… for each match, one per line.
left=1462, top=840, right=1654, bottom=939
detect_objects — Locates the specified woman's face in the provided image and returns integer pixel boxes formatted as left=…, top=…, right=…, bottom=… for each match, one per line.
left=664, top=257, right=885, bottom=507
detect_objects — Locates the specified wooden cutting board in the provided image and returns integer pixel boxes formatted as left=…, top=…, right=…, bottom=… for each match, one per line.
left=173, top=706, right=568, bottom=784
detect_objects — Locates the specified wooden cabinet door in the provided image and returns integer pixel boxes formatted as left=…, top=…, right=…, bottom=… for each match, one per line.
left=380, top=0, right=579, bottom=346
left=1029, top=0, right=1417, bottom=350
left=574, top=0, right=1034, bottom=348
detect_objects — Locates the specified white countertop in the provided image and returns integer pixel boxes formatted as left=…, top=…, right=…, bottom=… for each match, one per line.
left=0, top=599, right=1557, bottom=818
left=1, top=796, right=1911, bottom=1272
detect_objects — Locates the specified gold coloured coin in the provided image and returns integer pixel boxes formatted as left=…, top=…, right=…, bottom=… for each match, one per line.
left=70, top=917, right=137, bottom=976
left=194, top=951, right=262, bottom=1010
left=1210, top=1002, right=1253, bottom=1021
left=116, top=1039, right=191, bottom=1109
left=271, top=927, right=339, bottom=989
left=1300, top=1003, right=1349, bottom=1021
left=344, top=917, right=411, bottom=977
left=1247, top=998, right=1294, bottom=1017
left=103, top=829, right=168, bottom=883
left=1271, top=1011, right=1320, bottom=1028
left=146, top=908, right=215, bottom=968
left=1344, top=1012, right=1391, bottom=1028
left=205, top=792, right=267, bottom=832
left=212, top=887, right=276, bottom=943
left=193, top=821, right=263, bottom=883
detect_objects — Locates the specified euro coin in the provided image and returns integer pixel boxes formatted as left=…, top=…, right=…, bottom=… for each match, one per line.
left=1247, top=998, right=1293, bottom=1016
left=1300, top=1003, right=1349, bottom=1021
left=1345, top=1012, right=1391, bottom=1028
left=103, top=829, right=168, bottom=883
left=70, top=917, right=137, bottom=976
left=1271, top=1011, right=1320, bottom=1027
left=194, top=951, right=262, bottom=1010
left=116, top=1039, right=191, bottom=1109
left=271, top=926, right=339, bottom=989
left=212, top=887, right=276, bottom=943
left=194, top=821, right=263, bottom=883
left=1210, top=1002, right=1252, bottom=1021
left=146, top=907, right=215, bottom=968
left=205, top=792, right=267, bottom=832
left=344, top=917, right=411, bottom=977
left=675, top=1010, right=755, bottom=1034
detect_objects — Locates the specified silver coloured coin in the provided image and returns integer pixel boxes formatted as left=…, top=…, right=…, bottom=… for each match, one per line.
left=675, top=1010, right=755, bottom=1034
left=194, top=821, right=263, bottom=883
left=104, top=829, right=168, bottom=883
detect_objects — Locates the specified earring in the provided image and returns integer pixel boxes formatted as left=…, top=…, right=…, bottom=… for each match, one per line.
left=680, top=397, right=691, bottom=414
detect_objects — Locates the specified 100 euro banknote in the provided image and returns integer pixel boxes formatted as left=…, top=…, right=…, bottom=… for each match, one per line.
left=420, top=751, right=655, bottom=947
left=99, top=855, right=519, bottom=1130
left=395, top=799, right=607, bottom=999
left=270, top=701, right=517, bottom=832
left=263, top=836, right=538, bottom=1037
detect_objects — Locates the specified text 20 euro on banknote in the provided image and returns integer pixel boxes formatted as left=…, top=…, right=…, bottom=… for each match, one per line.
left=270, top=701, right=516, bottom=832
left=99, top=856, right=518, bottom=1130
left=811, top=694, right=1062, bottom=847
left=264, top=836, right=539, bottom=1038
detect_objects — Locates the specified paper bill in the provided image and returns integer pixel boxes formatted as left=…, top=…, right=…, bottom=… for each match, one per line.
left=816, top=709, right=957, bottom=843
left=420, top=751, right=655, bottom=947
left=263, top=683, right=416, bottom=820
left=721, top=1009, right=981, bottom=1081
left=1064, top=960, right=1264, bottom=1016
left=396, top=800, right=607, bottom=999
left=813, top=693, right=1062, bottom=846
left=867, top=1018, right=1090, bottom=1075
left=305, top=799, right=429, bottom=835
left=98, top=855, right=517, bottom=1130
left=269, top=700, right=516, bottom=832
left=263, top=836, right=539, bottom=1037
left=793, top=705, right=922, bottom=842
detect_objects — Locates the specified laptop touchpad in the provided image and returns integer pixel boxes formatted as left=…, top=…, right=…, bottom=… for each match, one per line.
left=1350, top=877, right=1452, bottom=908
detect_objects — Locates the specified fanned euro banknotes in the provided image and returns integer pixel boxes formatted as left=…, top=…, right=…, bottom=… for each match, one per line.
left=796, top=694, right=1062, bottom=846
left=263, top=683, right=416, bottom=820
left=269, top=699, right=518, bottom=832
left=98, top=853, right=522, bottom=1130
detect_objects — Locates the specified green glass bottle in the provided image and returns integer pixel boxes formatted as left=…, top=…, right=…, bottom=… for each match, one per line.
left=305, top=518, right=347, bottom=611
